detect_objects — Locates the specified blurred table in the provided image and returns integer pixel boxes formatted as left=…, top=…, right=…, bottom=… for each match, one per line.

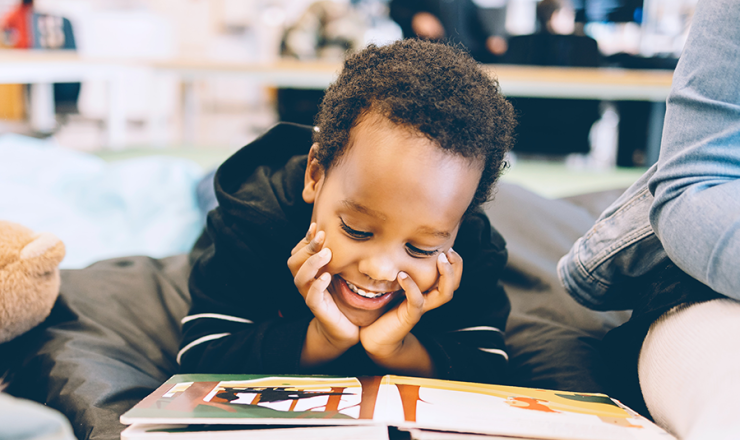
left=158, top=59, right=673, bottom=161
left=484, top=65, right=673, bottom=101
left=155, top=58, right=674, bottom=101
left=1, top=50, right=674, bottom=151
left=0, top=49, right=141, bottom=148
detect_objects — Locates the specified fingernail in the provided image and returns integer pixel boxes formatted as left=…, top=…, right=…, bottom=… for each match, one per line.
left=319, top=248, right=331, bottom=258
left=314, top=230, right=325, bottom=244
left=306, top=222, right=316, bottom=240
left=320, top=272, right=331, bottom=281
left=398, top=272, right=408, bottom=280
left=439, top=252, right=449, bottom=264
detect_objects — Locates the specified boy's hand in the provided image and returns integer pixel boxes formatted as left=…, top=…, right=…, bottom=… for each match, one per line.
left=288, top=224, right=359, bottom=367
left=360, top=249, right=462, bottom=362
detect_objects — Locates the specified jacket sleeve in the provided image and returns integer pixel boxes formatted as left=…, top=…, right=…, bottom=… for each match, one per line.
left=411, top=210, right=510, bottom=384
left=648, top=0, right=740, bottom=301
left=178, top=208, right=312, bottom=374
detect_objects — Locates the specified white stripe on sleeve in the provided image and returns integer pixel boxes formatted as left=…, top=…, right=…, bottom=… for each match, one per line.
left=181, top=313, right=254, bottom=325
left=453, top=326, right=503, bottom=334
left=177, top=333, right=231, bottom=364
left=478, top=347, right=509, bottom=360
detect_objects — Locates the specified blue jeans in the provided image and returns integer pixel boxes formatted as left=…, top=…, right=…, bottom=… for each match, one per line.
left=648, top=0, right=740, bottom=300
left=557, top=165, right=668, bottom=310
left=559, top=0, right=740, bottom=308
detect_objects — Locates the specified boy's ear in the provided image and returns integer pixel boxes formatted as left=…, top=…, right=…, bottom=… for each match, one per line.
left=303, top=143, right=325, bottom=204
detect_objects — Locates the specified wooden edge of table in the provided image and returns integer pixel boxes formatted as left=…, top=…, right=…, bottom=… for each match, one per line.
left=0, top=49, right=674, bottom=88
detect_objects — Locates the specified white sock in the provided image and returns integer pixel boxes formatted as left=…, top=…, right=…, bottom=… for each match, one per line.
left=638, top=298, right=740, bottom=440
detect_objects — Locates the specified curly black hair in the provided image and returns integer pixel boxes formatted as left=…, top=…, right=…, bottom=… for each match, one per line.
left=313, top=38, right=516, bottom=208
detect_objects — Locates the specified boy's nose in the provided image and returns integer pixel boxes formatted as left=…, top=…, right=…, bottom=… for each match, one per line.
left=358, top=254, right=399, bottom=283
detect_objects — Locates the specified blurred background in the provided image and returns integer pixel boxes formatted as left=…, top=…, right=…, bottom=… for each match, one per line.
left=1, top=0, right=696, bottom=158
left=0, top=0, right=698, bottom=267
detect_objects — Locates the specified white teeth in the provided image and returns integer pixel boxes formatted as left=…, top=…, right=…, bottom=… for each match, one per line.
left=345, top=280, right=389, bottom=299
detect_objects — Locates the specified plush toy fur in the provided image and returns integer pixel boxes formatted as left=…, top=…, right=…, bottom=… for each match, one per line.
left=0, top=221, right=65, bottom=344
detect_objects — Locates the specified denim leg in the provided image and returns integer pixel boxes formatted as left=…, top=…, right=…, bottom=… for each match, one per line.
left=649, top=0, right=740, bottom=300
left=557, top=165, right=667, bottom=310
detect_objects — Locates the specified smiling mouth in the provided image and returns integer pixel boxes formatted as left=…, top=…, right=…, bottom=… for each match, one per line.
left=344, top=280, right=394, bottom=299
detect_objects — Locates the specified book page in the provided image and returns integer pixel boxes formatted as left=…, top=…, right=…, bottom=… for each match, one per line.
left=383, top=376, right=674, bottom=440
left=121, top=375, right=375, bottom=425
left=121, top=374, right=675, bottom=440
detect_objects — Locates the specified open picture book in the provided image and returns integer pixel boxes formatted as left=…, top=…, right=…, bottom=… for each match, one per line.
left=120, top=374, right=675, bottom=440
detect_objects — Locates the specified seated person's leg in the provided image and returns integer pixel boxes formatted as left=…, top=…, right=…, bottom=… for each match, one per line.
left=639, top=298, right=740, bottom=440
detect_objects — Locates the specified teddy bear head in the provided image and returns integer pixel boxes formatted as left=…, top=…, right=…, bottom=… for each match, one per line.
left=0, top=221, right=65, bottom=344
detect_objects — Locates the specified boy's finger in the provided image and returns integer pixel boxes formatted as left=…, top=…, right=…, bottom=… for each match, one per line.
left=288, top=230, right=326, bottom=274
left=293, top=248, right=332, bottom=294
left=444, top=248, right=463, bottom=290
left=290, top=229, right=324, bottom=257
left=294, top=246, right=331, bottom=281
left=306, top=222, right=317, bottom=242
left=291, top=223, right=317, bottom=256
left=291, top=223, right=315, bottom=255
left=305, top=272, right=332, bottom=309
left=305, top=230, right=325, bottom=254
left=398, top=272, right=425, bottom=312
left=431, top=250, right=457, bottom=307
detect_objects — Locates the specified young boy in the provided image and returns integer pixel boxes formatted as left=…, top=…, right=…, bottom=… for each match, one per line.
left=179, top=39, right=516, bottom=384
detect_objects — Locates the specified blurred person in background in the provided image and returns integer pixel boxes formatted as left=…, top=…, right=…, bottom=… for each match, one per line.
left=505, top=0, right=599, bottom=66
left=1, top=0, right=33, bottom=48
left=389, top=0, right=508, bottom=62
left=503, top=0, right=602, bottom=157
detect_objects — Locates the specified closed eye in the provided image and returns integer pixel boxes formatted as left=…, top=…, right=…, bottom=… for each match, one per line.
left=339, top=217, right=372, bottom=240
left=406, top=244, right=439, bottom=258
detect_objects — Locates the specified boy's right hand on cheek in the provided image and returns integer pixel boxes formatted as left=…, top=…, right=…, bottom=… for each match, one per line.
left=288, top=224, right=359, bottom=353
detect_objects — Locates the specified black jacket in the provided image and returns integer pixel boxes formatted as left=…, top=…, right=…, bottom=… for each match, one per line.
left=179, top=123, right=511, bottom=384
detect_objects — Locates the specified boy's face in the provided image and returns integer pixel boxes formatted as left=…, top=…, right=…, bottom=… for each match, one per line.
left=303, top=114, right=481, bottom=327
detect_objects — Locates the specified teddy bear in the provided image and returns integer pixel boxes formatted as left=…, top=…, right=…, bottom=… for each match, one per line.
left=0, top=221, right=76, bottom=440
left=0, top=220, right=65, bottom=344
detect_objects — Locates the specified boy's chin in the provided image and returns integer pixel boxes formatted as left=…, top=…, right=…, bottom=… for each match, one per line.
left=342, top=308, right=385, bottom=328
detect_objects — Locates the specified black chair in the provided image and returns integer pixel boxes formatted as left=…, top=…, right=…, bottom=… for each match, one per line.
left=504, top=33, right=602, bottom=156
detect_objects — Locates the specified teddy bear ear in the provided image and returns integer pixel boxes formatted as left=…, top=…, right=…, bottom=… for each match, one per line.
left=20, top=232, right=65, bottom=265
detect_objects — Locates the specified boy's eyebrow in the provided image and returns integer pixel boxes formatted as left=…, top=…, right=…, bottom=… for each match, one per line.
left=343, top=200, right=451, bottom=238
left=416, top=226, right=451, bottom=239
left=342, top=200, right=387, bottom=221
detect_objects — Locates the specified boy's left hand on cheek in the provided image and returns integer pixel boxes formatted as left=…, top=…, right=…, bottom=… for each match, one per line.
left=360, top=249, right=462, bottom=359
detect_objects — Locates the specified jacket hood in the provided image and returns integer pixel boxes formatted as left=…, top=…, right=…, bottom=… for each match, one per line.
left=212, top=122, right=315, bottom=251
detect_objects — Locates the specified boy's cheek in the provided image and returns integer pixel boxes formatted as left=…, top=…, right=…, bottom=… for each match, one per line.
left=411, top=263, right=442, bottom=293
left=319, top=232, right=343, bottom=273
